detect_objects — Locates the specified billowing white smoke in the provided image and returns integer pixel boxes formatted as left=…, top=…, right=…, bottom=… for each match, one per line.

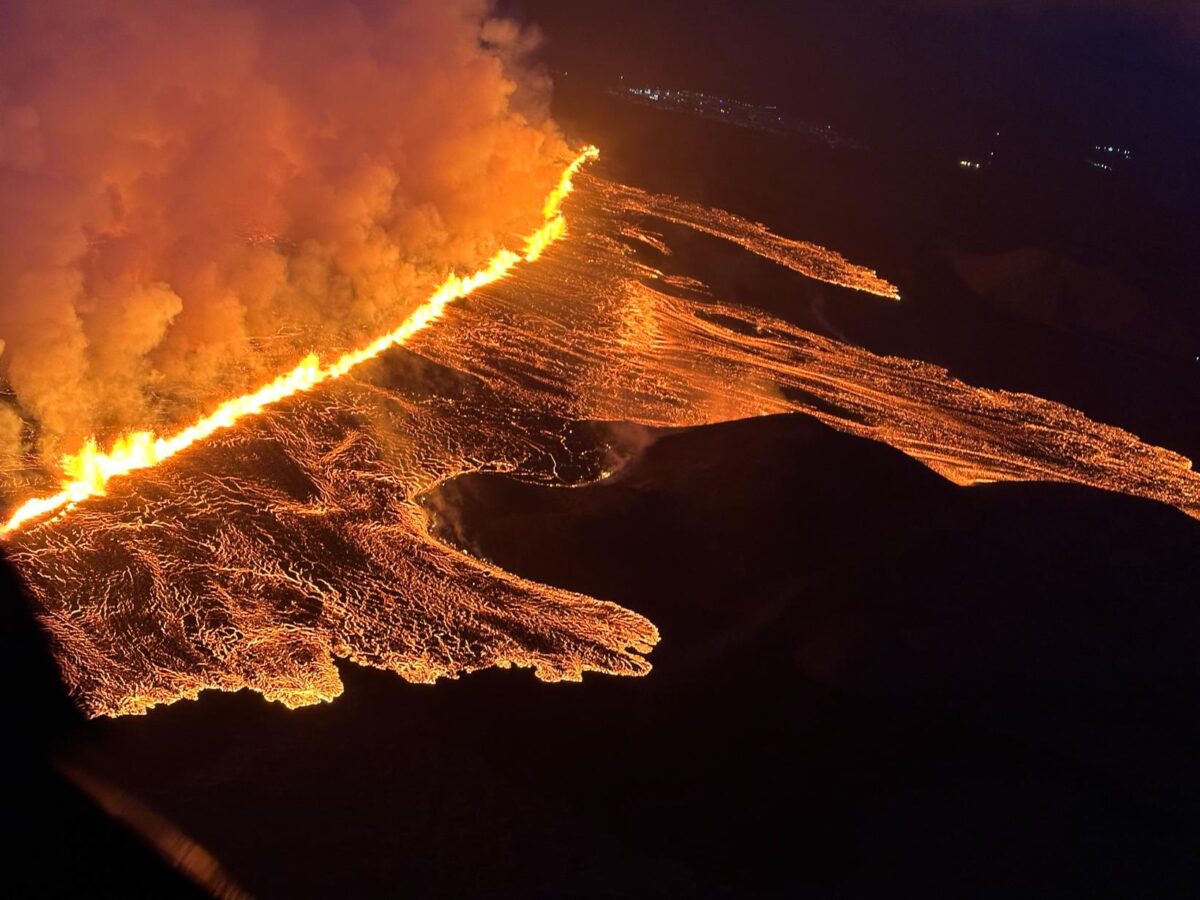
left=0, top=0, right=568, bottom=467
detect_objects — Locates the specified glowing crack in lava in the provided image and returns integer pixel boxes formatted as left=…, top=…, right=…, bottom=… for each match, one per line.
left=6, top=162, right=1200, bottom=717
left=1, top=146, right=601, bottom=536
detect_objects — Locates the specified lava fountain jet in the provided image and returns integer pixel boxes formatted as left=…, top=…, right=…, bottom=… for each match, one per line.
left=1, top=147, right=600, bottom=536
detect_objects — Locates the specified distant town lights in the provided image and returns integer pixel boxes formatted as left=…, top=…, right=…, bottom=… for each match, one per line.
left=1094, top=145, right=1132, bottom=159
left=612, top=85, right=867, bottom=150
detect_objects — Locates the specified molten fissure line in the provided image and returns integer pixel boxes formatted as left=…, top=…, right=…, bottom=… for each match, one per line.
left=0, top=146, right=600, bottom=536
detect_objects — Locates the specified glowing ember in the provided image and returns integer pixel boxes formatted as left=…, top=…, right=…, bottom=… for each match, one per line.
left=1, top=147, right=600, bottom=536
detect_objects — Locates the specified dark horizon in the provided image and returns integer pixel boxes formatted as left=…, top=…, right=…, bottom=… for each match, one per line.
left=510, top=0, right=1200, bottom=213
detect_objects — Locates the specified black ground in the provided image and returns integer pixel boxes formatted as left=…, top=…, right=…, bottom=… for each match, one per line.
left=8, top=412, right=1199, bottom=897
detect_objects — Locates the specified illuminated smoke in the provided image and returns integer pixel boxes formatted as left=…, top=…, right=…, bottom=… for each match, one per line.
left=0, top=0, right=568, bottom=462
left=0, top=146, right=598, bottom=534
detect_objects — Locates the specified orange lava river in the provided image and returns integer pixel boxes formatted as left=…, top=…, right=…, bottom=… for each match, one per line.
left=5, top=152, right=1198, bottom=716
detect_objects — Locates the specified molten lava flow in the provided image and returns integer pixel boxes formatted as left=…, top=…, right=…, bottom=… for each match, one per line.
left=1, top=146, right=600, bottom=536
left=604, top=181, right=901, bottom=300
left=8, top=164, right=1200, bottom=719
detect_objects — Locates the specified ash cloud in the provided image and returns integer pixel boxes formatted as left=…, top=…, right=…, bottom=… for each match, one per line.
left=0, top=0, right=568, bottom=465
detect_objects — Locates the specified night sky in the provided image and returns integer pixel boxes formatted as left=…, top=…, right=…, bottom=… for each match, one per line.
left=511, top=0, right=1200, bottom=210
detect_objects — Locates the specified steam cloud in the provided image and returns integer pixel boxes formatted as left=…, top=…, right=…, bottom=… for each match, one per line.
left=0, top=0, right=568, bottom=468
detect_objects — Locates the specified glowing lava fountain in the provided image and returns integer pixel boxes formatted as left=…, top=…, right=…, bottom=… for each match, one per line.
left=1, top=146, right=601, bottom=536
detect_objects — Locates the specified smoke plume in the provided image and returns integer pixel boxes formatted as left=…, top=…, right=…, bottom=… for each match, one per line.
left=0, top=0, right=568, bottom=468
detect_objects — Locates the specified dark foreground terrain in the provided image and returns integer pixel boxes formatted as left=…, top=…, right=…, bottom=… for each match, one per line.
left=8, top=412, right=1199, bottom=897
